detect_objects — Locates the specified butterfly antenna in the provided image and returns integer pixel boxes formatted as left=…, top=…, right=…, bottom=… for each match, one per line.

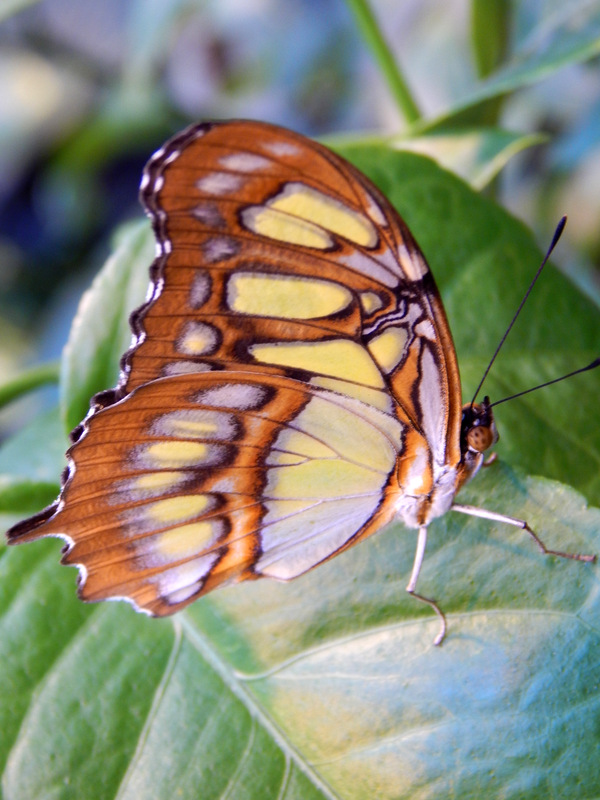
left=491, top=357, right=600, bottom=407
left=470, top=216, right=567, bottom=406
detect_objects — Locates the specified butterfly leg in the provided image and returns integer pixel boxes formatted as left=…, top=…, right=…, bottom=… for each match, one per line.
left=406, top=525, right=447, bottom=646
left=452, top=504, right=596, bottom=562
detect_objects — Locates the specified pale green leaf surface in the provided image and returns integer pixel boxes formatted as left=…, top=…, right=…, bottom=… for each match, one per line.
left=388, top=129, right=546, bottom=189
left=2, top=467, right=599, bottom=799
left=324, top=129, right=547, bottom=189
left=0, top=408, right=65, bottom=512
left=424, top=0, right=600, bottom=130
left=0, top=407, right=66, bottom=483
left=2, top=147, right=599, bottom=799
left=0, top=0, right=39, bottom=22
left=61, top=219, right=154, bottom=433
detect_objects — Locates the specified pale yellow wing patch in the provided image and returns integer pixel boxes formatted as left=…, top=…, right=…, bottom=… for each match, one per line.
left=256, top=386, right=404, bottom=579
left=266, top=182, right=378, bottom=247
left=250, top=339, right=385, bottom=388
left=367, top=326, right=409, bottom=373
left=227, top=272, right=353, bottom=319
left=241, top=206, right=333, bottom=249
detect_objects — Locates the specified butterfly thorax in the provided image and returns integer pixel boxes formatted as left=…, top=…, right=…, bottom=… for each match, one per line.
left=392, top=397, right=497, bottom=530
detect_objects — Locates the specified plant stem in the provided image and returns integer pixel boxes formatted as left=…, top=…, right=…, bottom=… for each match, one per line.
left=470, top=0, right=509, bottom=80
left=0, top=361, right=60, bottom=409
left=345, top=0, right=421, bottom=124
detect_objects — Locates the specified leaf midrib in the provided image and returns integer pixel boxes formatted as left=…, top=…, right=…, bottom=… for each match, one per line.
left=178, top=614, right=340, bottom=800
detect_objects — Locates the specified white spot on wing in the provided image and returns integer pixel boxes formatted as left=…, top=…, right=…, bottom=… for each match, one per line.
left=191, top=204, right=225, bottom=227
left=364, top=192, right=387, bottom=226
left=261, top=140, right=301, bottom=157
left=162, top=150, right=180, bottom=167
left=419, top=346, right=446, bottom=465
left=219, top=152, right=272, bottom=172
left=415, top=319, right=435, bottom=341
left=112, top=471, right=190, bottom=502
left=157, top=554, right=220, bottom=602
left=162, top=361, right=213, bottom=376
left=196, top=172, right=243, bottom=195
left=338, top=251, right=399, bottom=288
left=202, top=237, right=240, bottom=264
left=195, top=383, right=268, bottom=410
left=190, top=272, right=211, bottom=308
left=398, top=242, right=428, bottom=280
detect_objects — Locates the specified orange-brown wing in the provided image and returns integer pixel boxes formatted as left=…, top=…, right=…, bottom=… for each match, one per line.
left=128, top=120, right=462, bottom=467
left=8, top=371, right=405, bottom=615
left=7, top=120, right=461, bottom=614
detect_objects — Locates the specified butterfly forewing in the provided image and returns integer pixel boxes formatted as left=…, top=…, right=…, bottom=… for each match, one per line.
left=7, top=120, right=464, bottom=615
left=132, top=122, right=461, bottom=447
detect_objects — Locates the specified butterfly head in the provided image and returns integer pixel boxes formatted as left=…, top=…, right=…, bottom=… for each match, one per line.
left=459, top=396, right=498, bottom=483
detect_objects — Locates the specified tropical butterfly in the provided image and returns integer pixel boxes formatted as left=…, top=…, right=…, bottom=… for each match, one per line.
left=6, top=120, right=595, bottom=644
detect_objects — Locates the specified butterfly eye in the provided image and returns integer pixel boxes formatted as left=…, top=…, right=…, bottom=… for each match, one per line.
left=466, top=424, right=496, bottom=453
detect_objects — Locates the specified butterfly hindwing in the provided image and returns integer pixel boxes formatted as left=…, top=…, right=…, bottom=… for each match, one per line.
left=15, top=371, right=406, bottom=614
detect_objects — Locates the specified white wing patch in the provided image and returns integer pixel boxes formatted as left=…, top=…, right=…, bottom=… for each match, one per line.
left=256, top=388, right=403, bottom=579
left=418, top=346, right=447, bottom=466
left=257, top=496, right=382, bottom=579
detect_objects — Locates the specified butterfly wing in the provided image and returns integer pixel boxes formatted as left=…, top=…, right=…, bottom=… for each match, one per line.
left=7, top=120, right=463, bottom=614
left=10, top=372, right=405, bottom=614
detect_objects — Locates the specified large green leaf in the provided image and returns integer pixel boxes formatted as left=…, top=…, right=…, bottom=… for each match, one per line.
left=2, top=147, right=599, bottom=799
left=0, top=408, right=65, bottom=514
left=60, top=220, right=154, bottom=433
left=388, top=129, right=547, bottom=190
left=2, top=467, right=599, bottom=799
left=325, top=129, right=547, bottom=189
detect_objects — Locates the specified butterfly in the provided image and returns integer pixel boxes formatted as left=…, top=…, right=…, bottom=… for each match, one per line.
left=7, top=120, right=594, bottom=644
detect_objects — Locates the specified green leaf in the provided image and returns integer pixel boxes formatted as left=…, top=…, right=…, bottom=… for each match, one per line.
left=0, top=411, right=65, bottom=547
left=324, top=128, right=547, bottom=189
left=467, top=0, right=510, bottom=125
left=2, top=146, right=599, bottom=798
left=2, top=466, right=599, bottom=799
left=470, top=0, right=509, bottom=80
left=0, top=362, right=59, bottom=410
left=0, top=407, right=65, bottom=514
left=0, top=477, right=58, bottom=514
left=60, top=220, right=154, bottom=433
left=0, top=407, right=66, bottom=483
left=388, top=129, right=547, bottom=190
